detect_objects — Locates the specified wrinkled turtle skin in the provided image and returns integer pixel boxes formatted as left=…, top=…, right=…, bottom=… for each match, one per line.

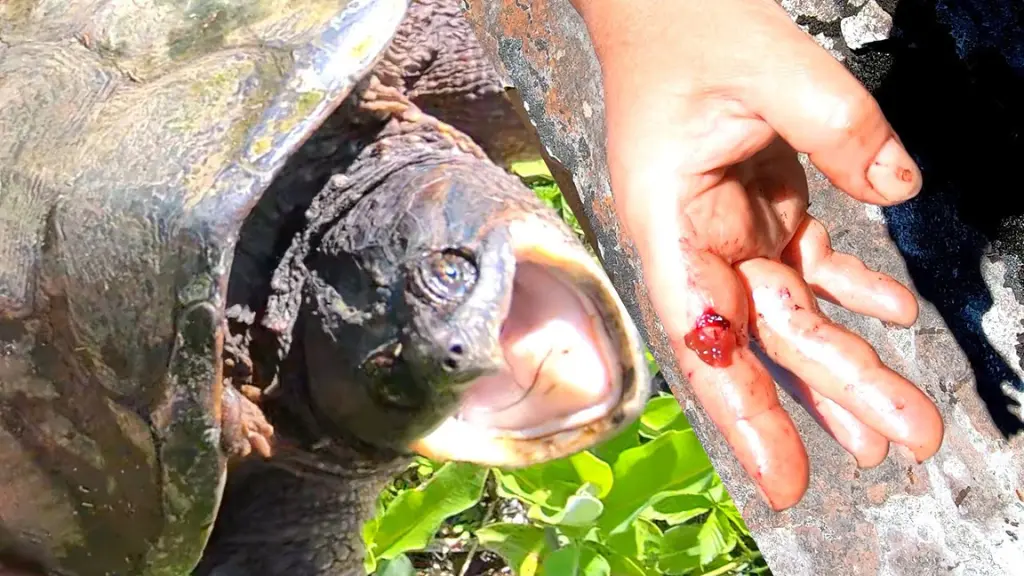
left=0, top=1, right=650, bottom=575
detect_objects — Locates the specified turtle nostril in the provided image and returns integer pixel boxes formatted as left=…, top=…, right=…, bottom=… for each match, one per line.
left=443, top=342, right=464, bottom=371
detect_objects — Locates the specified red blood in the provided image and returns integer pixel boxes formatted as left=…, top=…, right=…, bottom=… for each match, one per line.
left=683, top=308, right=737, bottom=368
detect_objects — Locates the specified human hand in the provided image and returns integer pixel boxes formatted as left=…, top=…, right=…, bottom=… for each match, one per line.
left=571, top=0, right=944, bottom=509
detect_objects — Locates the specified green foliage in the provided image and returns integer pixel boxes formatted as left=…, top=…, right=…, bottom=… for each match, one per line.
left=363, top=462, right=489, bottom=573
left=361, top=161, right=768, bottom=575
left=363, top=394, right=766, bottom=575
left=512, top=159, right=585, bottom=239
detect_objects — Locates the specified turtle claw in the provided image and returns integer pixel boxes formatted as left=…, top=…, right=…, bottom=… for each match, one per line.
left=221, top=384, right=275, bottom=460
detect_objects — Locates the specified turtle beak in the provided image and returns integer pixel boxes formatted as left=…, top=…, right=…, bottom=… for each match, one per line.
left=410, top=216, right=651, bottom=468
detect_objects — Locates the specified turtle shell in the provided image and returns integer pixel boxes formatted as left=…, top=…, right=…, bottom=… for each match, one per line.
left=0, top=0, right=409, bottom=574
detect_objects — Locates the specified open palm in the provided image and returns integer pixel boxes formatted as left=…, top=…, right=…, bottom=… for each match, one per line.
left=577, top=0, right=945, bottom=509
left=628, top=127, right=942, bottom=510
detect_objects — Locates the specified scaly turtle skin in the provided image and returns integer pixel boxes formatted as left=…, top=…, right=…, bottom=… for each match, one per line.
left=0, top=1, right=650, bottom=575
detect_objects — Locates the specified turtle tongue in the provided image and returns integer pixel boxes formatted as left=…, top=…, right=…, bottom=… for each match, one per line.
left=457, top=262, right=614, bottom=431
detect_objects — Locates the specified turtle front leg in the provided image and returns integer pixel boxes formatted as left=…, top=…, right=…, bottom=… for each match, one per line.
left=193, top=461, right=399, bottom=576
left=220, top=384, right=275, bottom=459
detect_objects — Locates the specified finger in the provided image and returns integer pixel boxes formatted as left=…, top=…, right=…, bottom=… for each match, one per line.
left=751, top=344, right=890, bottom=468
left=729, top=2, right=921, bottom=206
left=636, top=233, right=809, bottom=510
left=687, top=349, right=810, bottom=511
left=736, top=258, right=944, bottom=462
left=782, top=217, right=919, bottom=326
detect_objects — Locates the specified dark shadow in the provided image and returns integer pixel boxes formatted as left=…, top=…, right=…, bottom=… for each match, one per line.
left=846, top=0, right=1024, bottom=437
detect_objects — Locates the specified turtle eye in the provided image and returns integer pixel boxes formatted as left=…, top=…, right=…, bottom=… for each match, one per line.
left=411, top=249, right=478, bottom=304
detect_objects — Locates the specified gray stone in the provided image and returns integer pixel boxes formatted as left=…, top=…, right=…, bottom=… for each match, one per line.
left=782, top=0, right=843, bottom=22
left=842, top=0, right=894, bottom=50
left=813, top=31, right=847, bottom=61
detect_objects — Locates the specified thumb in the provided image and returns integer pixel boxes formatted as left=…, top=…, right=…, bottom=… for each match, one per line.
left=734, top=5, right=921, bottom=206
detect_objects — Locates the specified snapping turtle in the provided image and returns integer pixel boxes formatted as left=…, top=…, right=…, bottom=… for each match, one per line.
left=0, top=0, right=650, bottom=574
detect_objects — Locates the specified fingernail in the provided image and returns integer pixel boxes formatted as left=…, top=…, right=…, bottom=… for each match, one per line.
left=867, top=137, right=922, bottom=203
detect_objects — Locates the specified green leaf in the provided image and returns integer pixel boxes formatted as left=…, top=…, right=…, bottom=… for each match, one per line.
left=540, top=544, right=611, bottom=576
left=531, top=484, right=605, bottom=527
left=590, top=418, right=642, bottom=465
left=362, top=517, right=380, bottom=573
left=511, top=159, right=554, bottom=179
left=368, top=462, right=488, bottom=560
left=657, top=524, right=703, bottom=575
left=644, top=349, right=660, bottom=376
left=373, top=554, right=416, bottom=576
left=587, top=538, right=660, bottom=576
left=642, top=492, right=713, bottom=525
left=414, top=456, right=438, bottom=478
left=534, top=182, right=563, bottom=206
left=476, top=523, right=555, bottom=576
left=639, top=395, right=691, bottom=439
left=605, top=517, right=663, bottom=563
left=706, top=477, right=730, bottom=502
left=496, top=451, right=614, bottom=513
left=698, top=554, right=750, bottom=576
left=683, top=469, right=720, bottom=495
left=697, top=510, right=739, bottom=566
left=718, top=498, right=748, bottom=532
left=601, top=547, right=657, bottom=576
left=707, top=480, right=752, bottom=537
left=597, top=430, right=714, bottom=535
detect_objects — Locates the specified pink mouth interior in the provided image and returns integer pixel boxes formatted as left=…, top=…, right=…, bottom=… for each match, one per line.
left=457, top=262, right=615, bottom=432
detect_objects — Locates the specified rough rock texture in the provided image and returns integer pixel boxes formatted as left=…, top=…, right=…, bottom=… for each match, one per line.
left=463, top=0, right=1024, bottom=574
left=841, top=0, right=893, bottom=50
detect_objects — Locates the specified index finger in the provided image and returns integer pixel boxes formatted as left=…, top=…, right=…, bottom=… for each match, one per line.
left=638, top=234, right=810, bottom=510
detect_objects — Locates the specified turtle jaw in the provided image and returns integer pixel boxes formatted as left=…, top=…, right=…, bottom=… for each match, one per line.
left=410, top=216, right=652, bottom=468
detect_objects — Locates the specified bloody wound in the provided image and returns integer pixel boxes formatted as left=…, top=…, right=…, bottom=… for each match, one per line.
left=683, top=308, right=737, bottom=368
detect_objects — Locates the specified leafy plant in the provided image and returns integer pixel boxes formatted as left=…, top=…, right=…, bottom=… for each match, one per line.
left=361, top=161, right=769, bottom=576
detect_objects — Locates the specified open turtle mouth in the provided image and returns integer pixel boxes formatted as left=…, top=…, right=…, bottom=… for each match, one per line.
left=411, top=218, right=650, bottom=468
left=456, top=259, right=618, bottom=433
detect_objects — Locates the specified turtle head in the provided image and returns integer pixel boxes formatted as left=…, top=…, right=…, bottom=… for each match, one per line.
left=301, top=156, right=650, bottom=468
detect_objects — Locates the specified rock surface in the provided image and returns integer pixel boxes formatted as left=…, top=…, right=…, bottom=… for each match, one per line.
left=841, top=0, right=893, bottom=49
